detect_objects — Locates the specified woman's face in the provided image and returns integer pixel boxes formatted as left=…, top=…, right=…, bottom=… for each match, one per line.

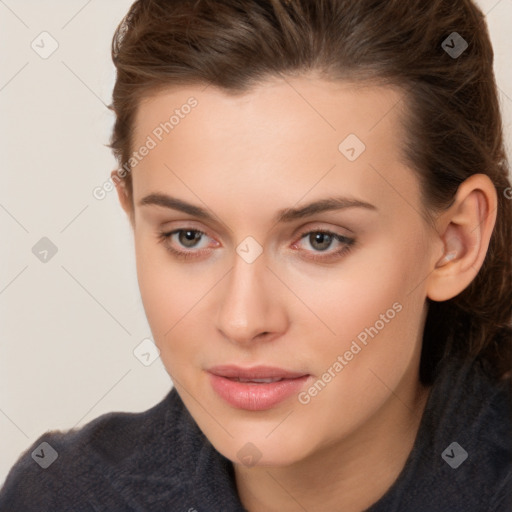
left=126, top=76, right=438, bottom=466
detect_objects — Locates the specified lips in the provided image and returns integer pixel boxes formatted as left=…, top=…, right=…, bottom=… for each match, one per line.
left=207, top=365, right=312, bottom=411
left=228, top=376, right=284, bottom=383
left=208, top=365, right=308, bottom=380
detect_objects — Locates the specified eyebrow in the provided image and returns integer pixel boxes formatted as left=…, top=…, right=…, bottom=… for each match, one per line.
left=139, top=193, right=377, bottom=224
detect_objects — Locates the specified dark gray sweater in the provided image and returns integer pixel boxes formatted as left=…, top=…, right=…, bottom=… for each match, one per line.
left=0, top=355, right=511, bottom=511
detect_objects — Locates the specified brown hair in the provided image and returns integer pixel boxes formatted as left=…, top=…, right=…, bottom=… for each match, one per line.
left=108, top=0, right=512, bottom=384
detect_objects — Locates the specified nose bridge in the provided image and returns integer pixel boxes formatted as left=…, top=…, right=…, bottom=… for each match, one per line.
left=215, top=249, right=283, bottom=344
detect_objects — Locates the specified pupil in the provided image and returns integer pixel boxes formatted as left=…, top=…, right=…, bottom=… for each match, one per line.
left=180, top=230, right=200, bottom=248
left=311, top=233, right=332, bottom=251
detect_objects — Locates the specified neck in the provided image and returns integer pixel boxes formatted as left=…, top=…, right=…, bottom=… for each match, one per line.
left=233, top=374, right=431, bottom=512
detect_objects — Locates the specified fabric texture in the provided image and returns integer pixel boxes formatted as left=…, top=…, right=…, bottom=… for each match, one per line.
left=0, top=355, right=510, bottom=511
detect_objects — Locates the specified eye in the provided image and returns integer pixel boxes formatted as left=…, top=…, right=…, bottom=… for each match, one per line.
left=157, top=227, right=355, bottom=263
left=292, top=229, right=355, bottom=262
left=158, top=228, right=217, bottom=260
left=173, top=229, right=206, bottom=249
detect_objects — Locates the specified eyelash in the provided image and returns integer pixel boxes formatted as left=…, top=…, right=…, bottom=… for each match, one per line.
left=157, top=227, right=355, bottom=263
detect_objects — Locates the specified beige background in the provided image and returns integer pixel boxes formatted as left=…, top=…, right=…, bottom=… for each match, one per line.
left=1, top=0, right=511, bottom=485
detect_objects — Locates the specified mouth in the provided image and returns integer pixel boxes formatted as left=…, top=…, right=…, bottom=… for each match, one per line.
left=208, top=365, right=308, bottom=380
left=207, top=365, right=312, bottom=411
left=224, top=376, right=287, bottom=383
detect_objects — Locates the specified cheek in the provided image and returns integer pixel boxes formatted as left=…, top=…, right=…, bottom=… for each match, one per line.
left=285, top=228, right=428, bottom=347
left=133, top=232, right=225, bottom=365
left=281, top=238, right=429, bottom=445
left=134, top=219, right=430, bottom=380
left=134, top=233, right=191, bottom=335
left=297, top=226, right=429, bottom=390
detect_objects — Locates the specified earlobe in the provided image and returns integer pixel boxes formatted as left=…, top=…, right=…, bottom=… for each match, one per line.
left=426, top=174, right=497, bottom=302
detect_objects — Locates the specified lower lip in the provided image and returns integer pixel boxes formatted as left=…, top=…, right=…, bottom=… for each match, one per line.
left=208, top=373, right=311, bottom=411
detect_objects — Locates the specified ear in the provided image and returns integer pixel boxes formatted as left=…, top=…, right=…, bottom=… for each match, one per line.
left=111, top=169, right=134, bottom=227
left=426, top=173, right=497, bottom=302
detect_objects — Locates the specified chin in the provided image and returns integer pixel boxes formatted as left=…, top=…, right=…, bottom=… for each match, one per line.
left=208, top=426, right=315, bottom=469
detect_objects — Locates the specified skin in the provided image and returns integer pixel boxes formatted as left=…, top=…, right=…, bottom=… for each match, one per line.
left=114, top=74, right=497, bottom=512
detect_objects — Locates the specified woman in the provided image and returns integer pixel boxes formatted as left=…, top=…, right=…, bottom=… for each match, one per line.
left=1, top=0, right=511, bottom=510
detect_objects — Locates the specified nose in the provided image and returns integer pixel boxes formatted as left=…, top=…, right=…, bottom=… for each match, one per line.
left=215, top=252, right=288, bottom=346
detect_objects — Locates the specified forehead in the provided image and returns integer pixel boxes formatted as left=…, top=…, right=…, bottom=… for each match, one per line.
left=130, top=76, right=419, bottom=221
left=132, top=76, right=407, bottom=153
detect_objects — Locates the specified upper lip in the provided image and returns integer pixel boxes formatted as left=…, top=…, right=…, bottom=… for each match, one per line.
left=207, top=365, right=309, bottom=379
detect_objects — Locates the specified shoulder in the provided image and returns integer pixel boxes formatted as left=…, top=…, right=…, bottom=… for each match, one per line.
left=369, top=356, right=512, bottom=512
left=0, top=388, right=196, bottom=511
left=466, top=362, right=512, bottom=512
left=428, top=356, right=511, bottom=509
left=433, top=356, right=512, bottom=455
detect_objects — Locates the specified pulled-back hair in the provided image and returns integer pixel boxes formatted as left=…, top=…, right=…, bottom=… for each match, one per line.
left=107, top=0, right=512, bottom=384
